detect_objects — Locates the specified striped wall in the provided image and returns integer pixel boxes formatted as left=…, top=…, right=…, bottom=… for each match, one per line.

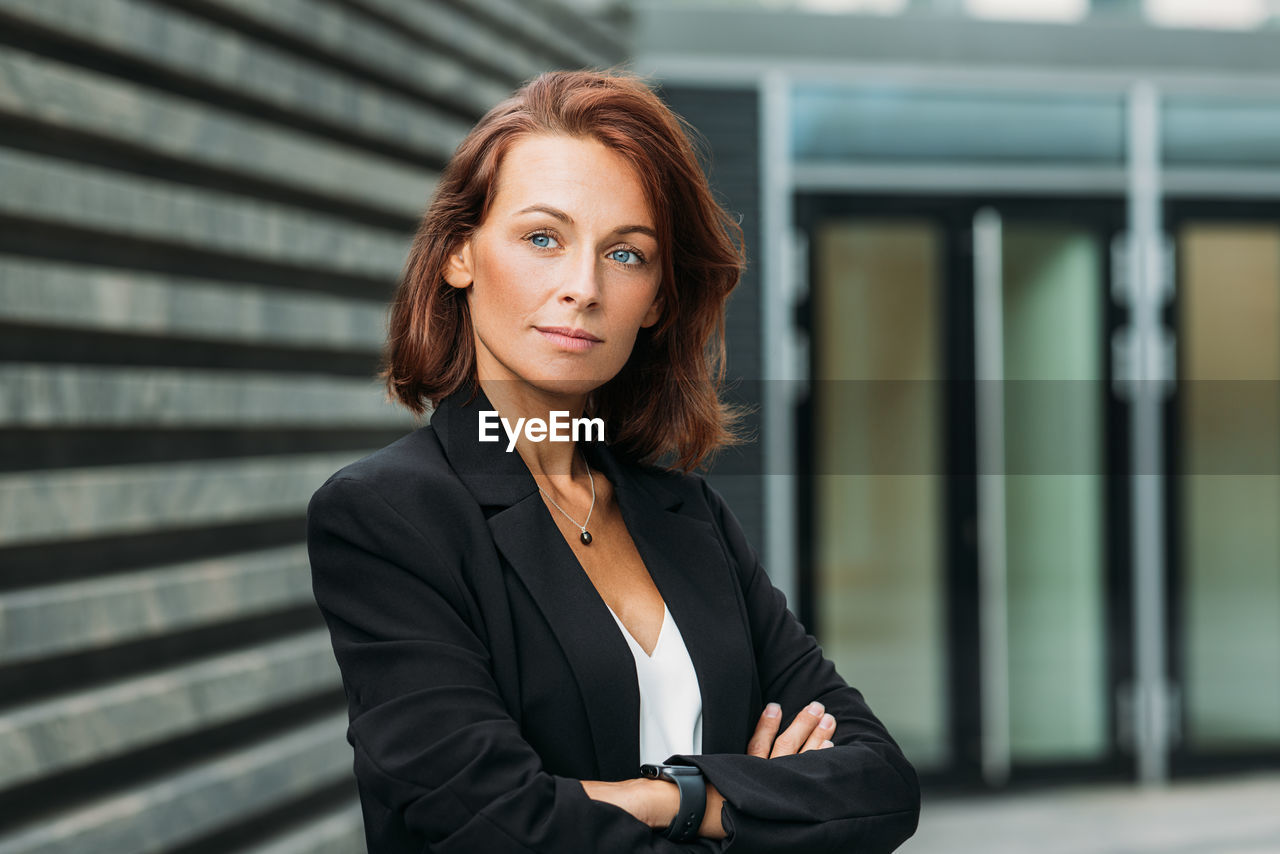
left=0, top=2, right=621, bottom=851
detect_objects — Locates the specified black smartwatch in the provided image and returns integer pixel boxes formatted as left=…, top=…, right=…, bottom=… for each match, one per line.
left=640, top=763, right=706, bottom=842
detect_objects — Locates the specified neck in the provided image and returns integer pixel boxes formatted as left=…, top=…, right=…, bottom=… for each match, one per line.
left=476, top=377, right=591, bottom=489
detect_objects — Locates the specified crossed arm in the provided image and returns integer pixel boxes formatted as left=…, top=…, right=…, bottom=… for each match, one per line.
left=579, top=476, right=920, bottom=850
left=581, top=697, right=841, bottom=838
left=307, top=473, right=919, bottom=852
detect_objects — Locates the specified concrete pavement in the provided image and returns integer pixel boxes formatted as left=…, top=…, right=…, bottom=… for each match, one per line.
left=902, top=772, right=1280, bottom=854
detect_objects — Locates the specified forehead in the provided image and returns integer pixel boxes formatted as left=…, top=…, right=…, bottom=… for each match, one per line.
left=489, top=133, right=654, bottom=225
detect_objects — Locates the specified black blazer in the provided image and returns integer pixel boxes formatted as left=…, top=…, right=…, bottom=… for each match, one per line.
left=306, top=383, right=920, bottom=854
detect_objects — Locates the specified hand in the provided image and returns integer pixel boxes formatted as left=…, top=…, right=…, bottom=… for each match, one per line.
left=579, top=777, right=728, bottom=839
left=747, top=700, right=836, bottom=758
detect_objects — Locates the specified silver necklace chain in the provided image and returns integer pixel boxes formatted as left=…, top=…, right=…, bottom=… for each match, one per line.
left=536, top=447, right=596, bottom=543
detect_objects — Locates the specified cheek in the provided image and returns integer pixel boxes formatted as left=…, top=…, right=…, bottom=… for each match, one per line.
left=623, top=275, right=662, bottom=320
left=471, top=248, right=541, bottom=316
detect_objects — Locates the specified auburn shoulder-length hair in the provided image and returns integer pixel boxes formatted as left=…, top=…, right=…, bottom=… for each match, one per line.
left=380, top=68, right=750, bottom=472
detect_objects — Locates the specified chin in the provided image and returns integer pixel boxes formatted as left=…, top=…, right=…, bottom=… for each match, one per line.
left=521, top=354, right=627, bottom=395
left=526, top=375, right=614, bottom=398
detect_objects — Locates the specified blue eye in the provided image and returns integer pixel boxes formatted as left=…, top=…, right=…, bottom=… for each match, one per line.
left=609, top=248, right=643, bottom=265
left=528, top=232, right=559, bottom=249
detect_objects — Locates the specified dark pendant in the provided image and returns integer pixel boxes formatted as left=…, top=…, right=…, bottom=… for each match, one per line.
left=579, top=530, right=592, bottom=545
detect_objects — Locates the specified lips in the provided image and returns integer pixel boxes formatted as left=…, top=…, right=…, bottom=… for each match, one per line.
left=535, top=326, right=602, bottom=342
left=535, top=326, right=603, bottom=353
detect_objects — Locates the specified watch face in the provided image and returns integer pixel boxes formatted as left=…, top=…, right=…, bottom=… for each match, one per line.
left=641, top=763, right=701, bottom=777
left=664, top=765, right=701, bottom=776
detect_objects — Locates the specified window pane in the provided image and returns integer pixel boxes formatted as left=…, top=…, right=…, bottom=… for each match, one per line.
left=1179, top=222, right=1280, bottom=751
left=1164, top=98, right=1280, bottom=168
left=813, top=220, right=949, bottom=770
left=793, top=86, right=1125, bottom=164
left=1001, top=223, right=1108, bottom=762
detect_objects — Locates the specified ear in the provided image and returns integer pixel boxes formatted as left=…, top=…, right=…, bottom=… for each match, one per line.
left=639, top=290, right=664, bottom=328
left=442, top=240, right=474, bottom=288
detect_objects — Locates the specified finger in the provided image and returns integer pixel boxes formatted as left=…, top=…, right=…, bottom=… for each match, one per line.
left=746, top=703, right=782, bottom=758
left=821, top=739, right=834, bottom=749
left=746, top=704, right=780, bottom=757
left=770, top=700, right=825, bottom=758
left=800, top=713, right=836, bottom=753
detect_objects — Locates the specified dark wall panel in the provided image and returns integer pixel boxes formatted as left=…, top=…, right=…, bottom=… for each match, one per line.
left=660, top=85, right=766, bottom=554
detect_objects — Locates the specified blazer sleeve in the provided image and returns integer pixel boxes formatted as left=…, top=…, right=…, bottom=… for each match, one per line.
left=663, top=478, right=921, bottom=854
left=307, top=474, right=726, bottom=854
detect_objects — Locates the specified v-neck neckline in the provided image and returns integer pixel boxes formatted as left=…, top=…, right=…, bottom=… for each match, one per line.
left=607, top=601, right=668, bottom=660
left=427, top=381, right=759, bottom=777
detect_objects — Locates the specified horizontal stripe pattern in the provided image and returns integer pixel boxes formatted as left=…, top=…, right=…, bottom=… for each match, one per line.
left=0, top=426, right=413, bottom=473
left=180, top=0, right=512, bottom=116
left=0, top=365, right=415, bottom=427
left=0, top=544, right=314, bottom=663
left=0, top=257, right=388, bottom=349
left=457, top=0, right=621, bottom=67
left=0, top=148, right=410, bottom=279
left=2, top=0, right=472, bottom=163
left=355, top=0, right=551, bottom=81
left=0, top=632, right=339, bottom=788
left=239, top=801, right=364, bottom=854
left=0, top=46, right=436, bottom=219
left=0, top=0, right=618, bottom=849
left=0, top=713, right=351, bottom=854
left=0, top=451, right=373, bottom=546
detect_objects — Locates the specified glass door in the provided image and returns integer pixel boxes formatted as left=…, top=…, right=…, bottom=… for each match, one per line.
left=808, top=216, right=951, bottom=774
left=1170, top=209, right=1280, bottom=769
left=974, top=209, right=1115, bottom=782
left=801, top=196, right=1126, bottom=786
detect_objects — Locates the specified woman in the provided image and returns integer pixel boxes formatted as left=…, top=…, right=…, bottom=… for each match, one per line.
left=307, top=69, right=919, bottom=853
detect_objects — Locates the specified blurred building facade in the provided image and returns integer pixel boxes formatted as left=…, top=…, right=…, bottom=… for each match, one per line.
left=634, top=0, right=1280, bottom=794
left=0, top=1, right=619, bottom=851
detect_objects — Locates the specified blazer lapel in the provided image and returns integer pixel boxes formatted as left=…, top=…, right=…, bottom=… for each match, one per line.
left=586, top=442, right=755, bottom=763
left=431, top=384, right=754, bottom=780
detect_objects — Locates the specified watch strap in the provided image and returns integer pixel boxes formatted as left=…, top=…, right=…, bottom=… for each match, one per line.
left=640, top=764, right=706, bottom=842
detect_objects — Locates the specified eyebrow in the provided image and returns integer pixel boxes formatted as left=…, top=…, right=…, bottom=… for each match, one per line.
left=515, top=204, right=657, bottom=240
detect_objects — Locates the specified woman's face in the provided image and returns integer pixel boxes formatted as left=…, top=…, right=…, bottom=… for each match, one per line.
left=444, top=133, right=663, bottom=401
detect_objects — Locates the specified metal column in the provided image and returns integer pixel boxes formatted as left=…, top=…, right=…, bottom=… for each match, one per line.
left=1126, top=80, right=1172, bottom=786
left=760, top=70, right=799, bottom=606
left=973, top=207, right=1012, bottom=787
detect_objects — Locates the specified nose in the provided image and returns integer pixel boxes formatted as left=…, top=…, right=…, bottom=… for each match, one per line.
left=559, top=246, right=602, bottom=309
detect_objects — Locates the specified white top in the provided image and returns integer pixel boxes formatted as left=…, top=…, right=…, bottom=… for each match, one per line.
left=605, top=600, right=703, bottom=765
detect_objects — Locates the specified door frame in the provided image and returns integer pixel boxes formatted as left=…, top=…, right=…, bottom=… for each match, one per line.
left=794, top=191, right=1133, bottom=790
